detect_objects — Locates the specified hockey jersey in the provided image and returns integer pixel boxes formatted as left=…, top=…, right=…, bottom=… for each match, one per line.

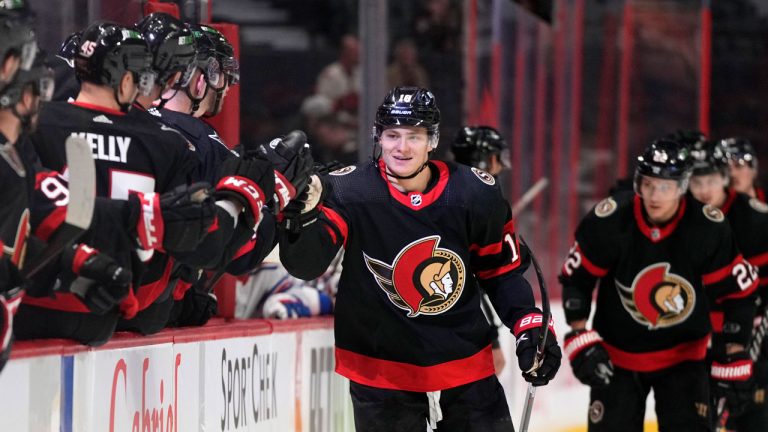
left=281, top=160, right=535, bottom=392
left=708, top=189, right=768, bottom=357
left=31, top=101, right=200, bottom=318
left=560, top=193, right=758, bottom=372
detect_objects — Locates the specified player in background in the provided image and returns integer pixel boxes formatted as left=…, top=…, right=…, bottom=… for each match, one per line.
left=451, top=125, right=511, bottom=375
left=723, top=137, right=765, bottom=202
left=688, top=138, right=768, bottom=431
left=560, top=137, right=758, bottom=431
left=0, top=0, right=45, bottom=370
left=279, top=86, right=561, bottom=431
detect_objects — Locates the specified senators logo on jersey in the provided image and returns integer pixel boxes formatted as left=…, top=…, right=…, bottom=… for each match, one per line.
left=364, top=236, right=466, bottom=317
left=616, top=263, right=695, bottom=329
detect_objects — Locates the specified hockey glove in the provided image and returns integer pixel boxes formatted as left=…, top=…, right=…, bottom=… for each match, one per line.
left=262, top=286, right=333, bottom=320
left=280, top=175, right=328, bottom=233
left=168, top=284, right=218, bottom=327
left=62, top=244, right=132, bottom=315
left=711, top=350, right=755, bottom=416
left=563, top=329, right=614, bottom=387
left=215, top=155, right=275, bottom=230
left=130, top=183, right=216, bottom=254
left=256, top=130, right=314, bottom=211
left=513, top=310, right=562, bottom=386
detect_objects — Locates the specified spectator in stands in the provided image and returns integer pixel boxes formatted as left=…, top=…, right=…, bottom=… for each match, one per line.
left=387, top=39, right=430, bottom=89
left=413, top=0, right=461, bottom=54
left=300, top=94, right=357, bottom=165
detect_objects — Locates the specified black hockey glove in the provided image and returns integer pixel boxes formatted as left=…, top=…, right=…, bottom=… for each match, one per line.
left=280, top=175, right=329, bottom=234
left=256, top=130, right=314, bottom=212
left=215, top=155, right=275, bottom=229
left=512, top=311, right=562, bottom=386
left=711, top=350, right=755, bottom=416
left=61, top=244, right=132, bottom=315
left=563, top=329, right=613, bottom=387
left=168, top=281, right=218, bottom=327
left=129, top=183, right=216, bottom=254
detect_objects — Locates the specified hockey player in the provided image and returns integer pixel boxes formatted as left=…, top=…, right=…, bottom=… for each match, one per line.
left=723, top=137, right=765, bottom=202
left=452, top=125, right=511, bottom=374
left=688, top=139, right=768, bottom=430
left=30, top=22, right=274, bottom=335
left=560, top=137, right=759, bottom=431
left=279, top=86, right=561, bottom=431
left=0, top=0, right=43, bottom=370
left=451, top=125, right=509, bottom=177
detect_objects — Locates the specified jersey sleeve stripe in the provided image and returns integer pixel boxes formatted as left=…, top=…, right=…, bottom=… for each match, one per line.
left=716, top=278, right=759, bottom=302
left=232, top=233, right=258, bottom=261
left=319, top=205, right=348, bottom=247
left=469, top=220, right=515, bottom=256
left=34, top=206, right=66, bottom=242
left=702, top=255, right=744, bottom=286
left=747, top=251, right=768, bottom=267
left=476, top=259, right=522, bottom=280
left=577, top=245, right=609, bottom=277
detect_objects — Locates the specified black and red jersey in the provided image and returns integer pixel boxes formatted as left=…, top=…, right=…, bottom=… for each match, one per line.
left=707, top=189, right=768, bottom=357
left=560, top=193, right=758, bottom=372
left=281, top=160, right=534, bottom=392
left=30, top=101, right=199, bottom=318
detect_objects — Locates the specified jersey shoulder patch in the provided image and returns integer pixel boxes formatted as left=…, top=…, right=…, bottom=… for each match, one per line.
left=594, top=197, right=618, bottom=218
left=749, top=198, right=768, bottom=214
left=703, top=204, right=725, bottom=222
left=329, top=165, right=355, bottom=176
left=470, top=167, right=495, bottom=185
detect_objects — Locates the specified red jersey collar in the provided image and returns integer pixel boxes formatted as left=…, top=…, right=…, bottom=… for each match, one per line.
left=70, top=100, right=125, bottom=116
left=378, top=159, right=449, bottom=211
left=633, top=195, right=687, bottom=243
left=720, top=188, right=738, bottom=215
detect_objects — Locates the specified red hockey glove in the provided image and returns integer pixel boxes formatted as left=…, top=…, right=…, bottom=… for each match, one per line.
left=256, top=130, right=314, bottom=211
left=62, top=244, right=132, bottom=315
left=130, top=182, right=215, bottom=253
left=563, top=329, right=613, bottom=387
left=513, top=310, right=561, bottom=386
left=711, top=350, right=755, bottom=416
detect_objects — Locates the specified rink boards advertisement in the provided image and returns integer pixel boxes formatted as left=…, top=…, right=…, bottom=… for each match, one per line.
left=0, top=309, right=654, bottom=431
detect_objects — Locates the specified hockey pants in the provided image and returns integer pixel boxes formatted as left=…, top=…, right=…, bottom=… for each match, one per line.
left=587, top=360, right=711, bottom=432
left=349, top=374, right=513, bottom=432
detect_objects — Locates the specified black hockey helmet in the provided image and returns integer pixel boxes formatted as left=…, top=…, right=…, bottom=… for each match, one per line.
left=665, top=129, right=707, bottom=148
left=0, top=1, right=37, bottom=90
left=689, top=139, right=729, bottom=178
left=0, top=48, right=53, bottom=108
left=135, top=13, right=197, bottom=88
left=452, top=125, right=510, bottom=170
left=634, top=137, right=693, bottom=194
left=187, top=23, right=228, bottom=90
left=722, top=137, right=757, bottom=169
left=374, top=86, right=440, bottom=148
left=72, top=22, right=155, bottom=97
left=199, top=24, right=238, bottom=86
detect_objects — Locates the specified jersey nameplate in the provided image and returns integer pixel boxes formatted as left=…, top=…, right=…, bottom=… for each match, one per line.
left=69, top=132, right=130, bottom=163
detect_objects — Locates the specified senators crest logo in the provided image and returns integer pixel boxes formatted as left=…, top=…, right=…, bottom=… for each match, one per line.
left=616, top=263, right=695, bottom=329
left=471, top=167, right=495, bottom=185
left=364, top=236, right=466, bottom=317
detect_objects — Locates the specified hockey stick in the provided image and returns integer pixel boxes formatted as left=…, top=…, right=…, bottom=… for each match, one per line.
left=23, top=136, right=95, bottom=281
left=517, top=236, right=551, bottom=432
left=715, top=298, right=768, bottom=431
left=512, top=177, right=549, bottom=215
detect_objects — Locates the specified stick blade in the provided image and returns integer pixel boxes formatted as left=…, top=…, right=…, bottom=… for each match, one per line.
left=64, top=135, right=95, bottom=229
